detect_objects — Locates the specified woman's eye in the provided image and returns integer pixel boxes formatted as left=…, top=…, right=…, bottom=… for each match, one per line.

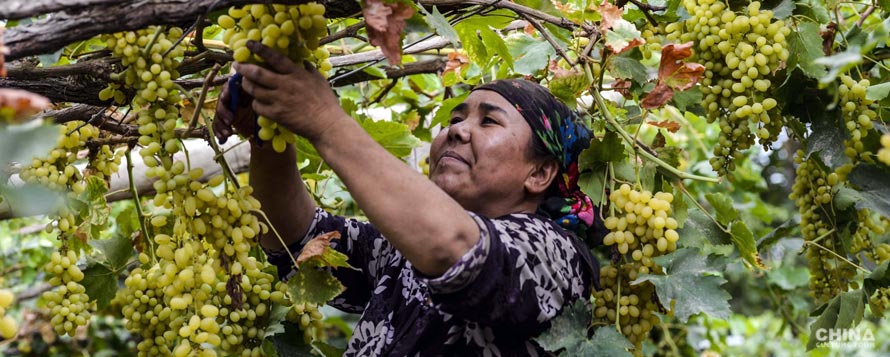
left=482, top=117, right=497, bottom=124
left=449, top=117, right=463, bottom=125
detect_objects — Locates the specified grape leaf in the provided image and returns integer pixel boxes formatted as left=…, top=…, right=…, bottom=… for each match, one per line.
left=535, top=300, right=590, bottom=352
left=296, top=232, right=353, bottom=270
left=704, top=192, right=737, bottom=226
left=362, top=0, right=414, bottom=65
left=604, top=20, right=645, bottom=54
left=642, top=42, right=704, bottom=109
left=89, top=232, right=135, bottom=272
left=263, top=303, right=291, bottom=338
left=814, top=50, right=863, bottom=84
left=507, top=34, right=554, bottom=75
left=579, top=171, right=605, bottom=207
left=864, top=261, right=890, bottom=316
left=420, top=6, right=459, bottom=47
left=767, top=264, right=809, bottom=290
left=264, top=323, right=316, bottom=357
left=647, top=120, right=680, bottom=133
left=757, top=220, right=795, bottom=250
left=788, top=22, right=827, bottom=80
left=608, top=56, right=648, bottom=84
left=807, top=115, right=849, bottom=170
left=357, top=117, right=423, bottom=158
left=287, top=267, right=346, bottom=306
left=633, top=248, right=732, bottom=322
left=431, top=93, right=468, bottom=127
left=771, top=0, right=796, bottom=19
left=797, top=0, right=831, bottom=23
left=535, top=300, right=633, bottom=356
left=580, top=131, right=626, bottom=165
left=81, top=262, right=118, bottom=311
left=548, top=63, right=590, bottom=107
left=311, top=341, right=346, bottom=357
left=729, top=221, right=765, bottom=269
left=0, top=123, right=60, bottom=170
left=866, top=82, right=890, bottom=101
left=806, top=290, right=866, bottom=350
left=847, top=164, right=890, bottom=218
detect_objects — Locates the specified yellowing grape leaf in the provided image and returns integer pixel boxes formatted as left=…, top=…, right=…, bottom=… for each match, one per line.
left=442, top=52, right=469, bottom=78
left=0, top=88, right=51, bottom=123
left=597, top=1, right=643, bottom=54
left=642, top=42, right=704, bottom=109
left=363, top=0, right=414, bottom=65
left=297, top=231, right=349, bottom=269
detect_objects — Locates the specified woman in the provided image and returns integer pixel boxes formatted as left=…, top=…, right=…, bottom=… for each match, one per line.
left=214, top=40, right=600, bottom=356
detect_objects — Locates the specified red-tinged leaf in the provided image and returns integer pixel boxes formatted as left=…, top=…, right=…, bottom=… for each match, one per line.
left=658, top=42, right=705, bottom=91
left=524, top=22, right=536, bottom=36
left=442, top=51, right=469, bottom=77
left=598, top=0, right=624, bottom=32
left=612, top=79, right=632, bottom=98
left=297, top=231, right=340, bottom=266
left=363, top=0, right=415, bottom=65
left=0, top=88, right=52, bottom=123
left=604, top=20, right=645, bottom=54
left=647, top=120, right=681, bottom=133
left=641, top=82, right=674, bottom=109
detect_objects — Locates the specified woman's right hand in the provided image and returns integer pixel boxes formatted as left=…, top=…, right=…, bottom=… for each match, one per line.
left=213, top=77, right=258, bottom=144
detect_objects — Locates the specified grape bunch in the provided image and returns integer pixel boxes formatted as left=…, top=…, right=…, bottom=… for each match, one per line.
left=593, top=184, right=678, bottom=354
left=42, top=250, right=92, bottom=336
left=665, top=0, right=790, bottom=174
left=789, top=151, right=857, bottom=304
left=218, top=3, right=331, bottom=152
left=103, top=26, right=186, bottom=165
left=837, top=75, right=877, bottom=167
left=19, top=121, right=121, bottom=234
left=0, top=288, right=17, bottom=339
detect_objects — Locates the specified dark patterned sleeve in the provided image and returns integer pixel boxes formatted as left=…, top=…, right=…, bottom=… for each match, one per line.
left=416, top=213, right=591, bottom=337
left=264, top=208, right=397, bottom=313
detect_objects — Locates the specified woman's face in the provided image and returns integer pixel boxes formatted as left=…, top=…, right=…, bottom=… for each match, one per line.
left=429, top=90, right=538, bottom=216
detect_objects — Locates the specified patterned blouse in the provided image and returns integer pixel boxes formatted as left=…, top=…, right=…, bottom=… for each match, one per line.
left=266, top=208, right=593, bottom=356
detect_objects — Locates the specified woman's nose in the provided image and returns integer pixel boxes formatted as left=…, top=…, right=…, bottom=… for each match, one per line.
left=448, top=120, right=471, bottom=143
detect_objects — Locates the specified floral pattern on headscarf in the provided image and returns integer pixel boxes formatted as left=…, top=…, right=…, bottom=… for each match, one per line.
left=474, top=79, right=595, bottom=238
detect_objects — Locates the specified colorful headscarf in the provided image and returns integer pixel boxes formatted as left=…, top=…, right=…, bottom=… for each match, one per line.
left=474, top=79, right=596, bottom=239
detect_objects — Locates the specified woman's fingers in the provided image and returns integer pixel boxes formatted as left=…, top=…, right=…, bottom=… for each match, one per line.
left=214, top=108, right=235, bottom=143
left=247, top=40, right=298, bottom=75
left=234, top=63, right=280, bottom=90
left=240, top=78, right=275, bottom=104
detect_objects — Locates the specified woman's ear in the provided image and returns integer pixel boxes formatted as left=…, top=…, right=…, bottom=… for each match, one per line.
left=525, top=159, right=559, bottom=195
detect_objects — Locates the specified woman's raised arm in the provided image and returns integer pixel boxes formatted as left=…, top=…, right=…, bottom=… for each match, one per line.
left=234, top=41, right=479, bottom=277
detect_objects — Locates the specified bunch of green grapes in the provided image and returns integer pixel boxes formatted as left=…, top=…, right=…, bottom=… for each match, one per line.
left=42, top=250, right=91, bottom=337
left=789, top=150, right=856, bottom=304
left=218, top=3, right=331, bottom=153
left=17, top=121, right=122, bottom=337
left=837, top=75, right=877, bottom=166
left=665, top=0, right=790, bottom=174
left=879, top=134, right=890, bottom=165
left=0, top=288, right=17, bottom=339
left=593, top=265, right=661, bottom=356
left=103, top=26, right=185, bottom=164
left=593, top=184, right=678, bottom=354
left=640, top=27, right=663, bottom=61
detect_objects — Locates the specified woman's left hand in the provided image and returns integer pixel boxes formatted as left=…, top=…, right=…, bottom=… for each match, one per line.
left=233, top=40, right=347, bottom=142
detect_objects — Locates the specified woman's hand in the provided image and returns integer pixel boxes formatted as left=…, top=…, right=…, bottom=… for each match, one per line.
left=234, top=40, right=346, bottom=142
left=213, top=74, right=257, bottom=144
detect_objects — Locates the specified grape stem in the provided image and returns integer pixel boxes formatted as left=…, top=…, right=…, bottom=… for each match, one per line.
left=592, top=90, right=720, bottom=183
left=659, top=323, right=681, bottom=356
left=803, top=235, right=869, bottom=273
left=615, top=273, right=622, bottom=333
left=125, top=146, right=154, bottom=262
left=251, top=209, right=300, bottom=271
left=677, top=182, right=731, bottom=234
left=183, top=63, right=222, bottom=138
left=141, top=26, right=166, bottom=58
